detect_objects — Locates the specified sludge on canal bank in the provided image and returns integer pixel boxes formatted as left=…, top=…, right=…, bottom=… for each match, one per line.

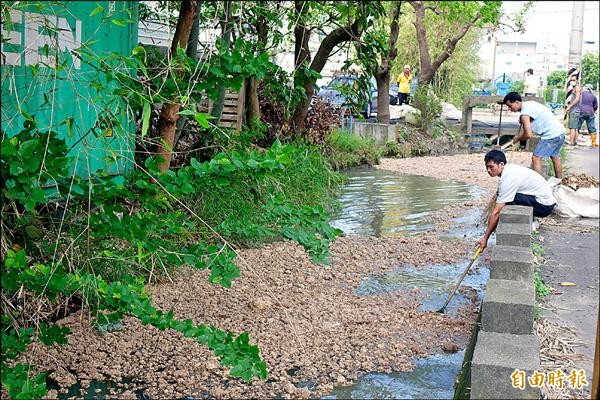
left=21, top=153, right=538, bottom=399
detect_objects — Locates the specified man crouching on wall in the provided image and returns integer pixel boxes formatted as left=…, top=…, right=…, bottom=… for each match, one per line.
left=476, top=150, right=556, bottom=251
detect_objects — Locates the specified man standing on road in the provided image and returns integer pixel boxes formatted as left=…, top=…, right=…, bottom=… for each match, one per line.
left=578, top=84, right=598, bottom=148
left=397, top=65, right=412, bottom=105
left=476, top=150, right=556, bottom=251
left=523, top=68, right=539, bottom=97
left=502, top=92, right=565, bottom=179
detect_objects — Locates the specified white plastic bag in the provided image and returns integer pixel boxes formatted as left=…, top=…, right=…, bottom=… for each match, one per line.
left=552, top=184, right=599, bottom=218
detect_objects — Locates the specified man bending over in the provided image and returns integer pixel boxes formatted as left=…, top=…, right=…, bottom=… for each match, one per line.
left=476, top=150, right=556, bottom=251
left=502, top=92, right=565, bottom=179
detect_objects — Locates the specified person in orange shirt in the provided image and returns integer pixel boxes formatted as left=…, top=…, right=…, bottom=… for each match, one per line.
left=397, top=65, right=413, bottom=105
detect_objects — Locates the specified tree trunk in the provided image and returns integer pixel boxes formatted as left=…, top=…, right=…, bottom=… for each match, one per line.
left=245, top=3, right=268, bottom=129
left=173, top=0, right=202, bottom=152
left=155, top=0, right=198, bottom=173
left=410, top=0, right=479, bottom=85
left=375, top=74, right=391, bottom=122
left=245, top=78, right=261, bottom=128
left=291, top=1, right=312, bottom=134
left=211, top=0, right=233, bottom=124
left=373, top=1, right=402, bottom=124
left=292, top=2, right=362, bottom=134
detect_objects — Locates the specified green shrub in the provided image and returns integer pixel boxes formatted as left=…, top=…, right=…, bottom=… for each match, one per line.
left=324, top=130, right=383, bottom=170
left=412, top=85, right=442, bottom=135
left=543, top=88, right=566, bottom=103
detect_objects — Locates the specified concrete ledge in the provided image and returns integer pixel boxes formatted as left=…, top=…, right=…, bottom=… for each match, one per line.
left=491, top=245, right=534, bottom=281
left=471, top=331, right=540, bottom=399
left=496, top=222, right=531, bottom=247
left=481, top=279, right=535, bottom=334
left=499, top=205, right=533, bottom=225
left=352, top=122, right=397, bottom=145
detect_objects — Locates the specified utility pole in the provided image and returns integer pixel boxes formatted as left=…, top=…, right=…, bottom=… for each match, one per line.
left=567, top=1, right=585, bottom=69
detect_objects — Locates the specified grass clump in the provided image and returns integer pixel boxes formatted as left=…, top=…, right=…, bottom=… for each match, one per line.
left=531, top=235, right=553, bottom=318
left=325, top=130, right=383, bottom=170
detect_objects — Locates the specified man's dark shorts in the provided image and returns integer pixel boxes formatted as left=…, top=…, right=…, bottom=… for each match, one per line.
left=508, top=193, right=555, bottom=217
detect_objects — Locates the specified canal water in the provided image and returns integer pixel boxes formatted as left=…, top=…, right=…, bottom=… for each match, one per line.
left=329, top=167, right=482, bottom=237
left=325, top=167, right=487, bottom=399
left=323, top=351, right=465, bottom=400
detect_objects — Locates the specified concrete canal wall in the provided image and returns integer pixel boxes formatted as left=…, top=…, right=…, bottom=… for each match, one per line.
left=351, top=122, right=398, bottom=145
left=469, top=205, right=540, bottom=399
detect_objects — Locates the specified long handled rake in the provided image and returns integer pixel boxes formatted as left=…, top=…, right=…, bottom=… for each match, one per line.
left=436, top=247, right=482, bottom=314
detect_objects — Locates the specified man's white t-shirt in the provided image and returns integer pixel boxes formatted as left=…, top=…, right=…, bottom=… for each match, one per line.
left=524, top=74, right=539, bottom=95
left=496, top=164, right=556, bottom=206
left=519, top=101, right=565, bottom=140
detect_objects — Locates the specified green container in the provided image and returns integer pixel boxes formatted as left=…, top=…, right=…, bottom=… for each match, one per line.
left=1, top=1, right=138, bottom=178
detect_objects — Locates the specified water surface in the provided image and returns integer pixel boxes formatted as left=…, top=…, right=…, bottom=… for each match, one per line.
left=329, top=168, right=481, bottom=237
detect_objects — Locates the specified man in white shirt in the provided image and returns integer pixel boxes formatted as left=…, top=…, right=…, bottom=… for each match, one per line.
left=476, top=150, right=556, bottom=251
left=502, top=91, right=566, bottom=179
left=523, top=68, right=538, bottom=97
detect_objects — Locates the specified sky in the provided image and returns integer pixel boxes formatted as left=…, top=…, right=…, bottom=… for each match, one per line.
left=482, top=1, right=600, bottom=56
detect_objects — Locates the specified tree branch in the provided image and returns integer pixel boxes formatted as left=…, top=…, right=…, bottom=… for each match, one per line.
left=310, top=21, right=361, bottom=73
left=430, top=12, right=480, bottom=74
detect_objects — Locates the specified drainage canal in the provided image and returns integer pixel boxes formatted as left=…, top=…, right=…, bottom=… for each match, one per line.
left=329, top=167, right=482, bottom=237
left=326, top=167, right=487, bottom=398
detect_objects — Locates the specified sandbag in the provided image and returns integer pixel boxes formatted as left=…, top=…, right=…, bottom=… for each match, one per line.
left=552, top=184, right=599, bottom=218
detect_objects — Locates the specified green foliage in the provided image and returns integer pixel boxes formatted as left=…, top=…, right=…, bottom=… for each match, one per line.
left=531, top=236, right=552, bottom=317
left=1, top=122, right=345, bottom=396
left=547, top=70, right=568, bottom=88
left=438, top=1, right=502, bottom=26
left=511, top=80, right=524, bottom=95
left=1, top=363, right=48, bottom=400
left=1, top=118, right=70, bottom=211
left=543, top=88, right=566, bottom=103
left=0, top=2, right=359, bottom=397
left=581, top=52, right=599, bottom=87
left=392, top=4, right=485, bottom=107
left=412, top=85, right=443, bottom=135
left=324, top=131, right=383, bottom=170
left=533, top=267, right=552, bottom=299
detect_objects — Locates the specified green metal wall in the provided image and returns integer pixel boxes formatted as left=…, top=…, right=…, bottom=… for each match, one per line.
left=1, top=1, right=138, bottom=178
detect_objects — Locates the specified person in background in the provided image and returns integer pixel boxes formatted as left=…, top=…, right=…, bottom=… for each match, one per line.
left=502, top=92, right=565, bottom=179
left=565, top=69, right=581, bottom=146
left=397, top=65, right=412, bottom=105
left=523, top=68, right=539, bottom=97
left=578, top=84, right=598, bottom=148
left=476, top=149, right=556, bottom=251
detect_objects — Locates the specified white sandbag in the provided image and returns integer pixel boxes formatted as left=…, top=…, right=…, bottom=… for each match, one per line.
left=552, top=184, right=599, bottom=218
left=441, top=102, right=462, bottom=120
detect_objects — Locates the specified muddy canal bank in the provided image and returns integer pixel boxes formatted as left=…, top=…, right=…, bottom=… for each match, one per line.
left=25, top=152, right=535, bottom=399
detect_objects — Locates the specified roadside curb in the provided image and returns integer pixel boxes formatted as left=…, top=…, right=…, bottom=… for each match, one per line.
left=470, top=205, right=540, bottom=399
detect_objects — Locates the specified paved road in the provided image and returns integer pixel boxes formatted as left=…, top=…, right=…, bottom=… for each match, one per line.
left=539, top=143, right=599, bottom=383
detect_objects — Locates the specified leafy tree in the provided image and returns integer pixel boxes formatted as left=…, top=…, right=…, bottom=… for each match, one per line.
left=393, top=3, right=484, bottom=107
left=547, top=70, right=567, bottom=88
left=511, top=80, right=524, bottom=95
left=353, top=1, right=403, bottom=124
left=409, top=1, right=502, bottom=86
left=154, top=0, right=198, bottom=173
left=581, top=52, right=599, bottom=88
left=290, top=1, right=385, bottom=134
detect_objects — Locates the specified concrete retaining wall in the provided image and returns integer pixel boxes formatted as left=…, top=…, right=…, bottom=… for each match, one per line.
left=351, top=122, right=397, bottom=145
left=469, top=205, right=540, bottom=399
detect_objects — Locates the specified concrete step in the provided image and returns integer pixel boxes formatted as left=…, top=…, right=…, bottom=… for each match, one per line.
left=496, top=222, right=531, bottom=247
left=471, top=331, right=540, bottom=399
left=481, top=279, right=535, bottom=334
left=499, top=205, right=533, bottom=225
left=490, top=245, right=534, bottom=282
